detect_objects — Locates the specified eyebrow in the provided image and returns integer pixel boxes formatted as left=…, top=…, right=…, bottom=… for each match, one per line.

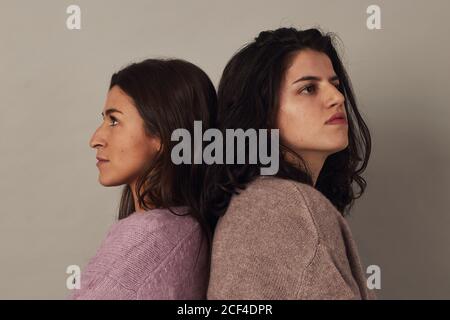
left=292, top=75, right=340, bottom=85
left=101, top=108, right=123, bottom=118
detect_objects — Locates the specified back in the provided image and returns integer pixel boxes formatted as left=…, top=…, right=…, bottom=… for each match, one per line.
left=69, top=206, right=209, bottom=300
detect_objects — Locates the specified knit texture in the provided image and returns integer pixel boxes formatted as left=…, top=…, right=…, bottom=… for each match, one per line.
left=207, top=176, right=377, bottom=300
left=68, top=207, right=209, bottom=300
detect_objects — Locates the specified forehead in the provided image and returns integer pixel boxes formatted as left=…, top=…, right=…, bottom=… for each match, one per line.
left=284, top=49, right=335, bottom=82
left=103, top=85, right=136, bottom=112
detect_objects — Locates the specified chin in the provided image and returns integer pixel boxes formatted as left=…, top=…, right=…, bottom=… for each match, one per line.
left=319, top=138, right=348, bottom=155
left=98, top=175, right=122, bottom=187
left=329, top=141, right=349, bottom=154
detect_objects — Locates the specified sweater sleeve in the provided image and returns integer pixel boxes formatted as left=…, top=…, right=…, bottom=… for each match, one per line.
left=207, top=177, right=364, bottom=300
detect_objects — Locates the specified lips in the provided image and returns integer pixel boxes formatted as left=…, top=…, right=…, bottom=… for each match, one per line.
left=96, top=156, right=109, bottom=167
left=325, top=112, right=346, bottom=124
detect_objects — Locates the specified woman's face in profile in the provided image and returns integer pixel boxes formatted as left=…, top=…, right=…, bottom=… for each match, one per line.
left=89, top=85, right=161, bottom=187
left=277, top=49, right=348, bottom=161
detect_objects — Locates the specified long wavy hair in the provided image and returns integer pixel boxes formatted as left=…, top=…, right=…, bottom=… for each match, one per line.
left=202, top=27, right=371, bottom=222
left=109, top=58, right=218, bottom=256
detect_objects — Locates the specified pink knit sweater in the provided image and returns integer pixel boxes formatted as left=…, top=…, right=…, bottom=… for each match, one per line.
left=68, top=207, right=209, bottom=300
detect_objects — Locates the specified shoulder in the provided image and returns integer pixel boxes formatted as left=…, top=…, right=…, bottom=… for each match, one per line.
left=102, top=206, right=203, bottom=258
left=226, top=176, right=358, bottom=268
left=115, top=206, right=200, bottom=236
left=224, top=176, right=335, bottom=223
left=216, top=176, right=344, bottom=245
left=213, top=176, right=323, bottom=257
left=238, top=175, right=332, bottom=206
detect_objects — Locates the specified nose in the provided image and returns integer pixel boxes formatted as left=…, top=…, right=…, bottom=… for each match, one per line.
left=325, top=83, right=345, bottom=109
left=89, top=125, right=106, bottom=149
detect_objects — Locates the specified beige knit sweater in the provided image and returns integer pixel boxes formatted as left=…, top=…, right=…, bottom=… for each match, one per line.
left=207, top=176, right=377, bottom=300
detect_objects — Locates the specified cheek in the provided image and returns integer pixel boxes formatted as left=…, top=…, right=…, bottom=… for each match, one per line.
left=124, top=137, right=153, bottom=167
left=132, top=133, right=162, bottom=166
left=277, top=101, right=318, bottom=145
left=108, top=135, right=152, bottom=180
left=97, top=132, right=158, bottom=186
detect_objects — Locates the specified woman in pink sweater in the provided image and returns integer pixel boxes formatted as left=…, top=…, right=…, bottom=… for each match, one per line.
left=69, top=59, right=217, bottom=299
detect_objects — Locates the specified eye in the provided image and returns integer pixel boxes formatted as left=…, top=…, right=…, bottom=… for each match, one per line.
left=299, top=84, right=316, bottom=95
left=109, top=116, right=118, bottom=127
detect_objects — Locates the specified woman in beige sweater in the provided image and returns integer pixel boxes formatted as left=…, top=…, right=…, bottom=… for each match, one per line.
left=204, top=27, right=376, bottom=299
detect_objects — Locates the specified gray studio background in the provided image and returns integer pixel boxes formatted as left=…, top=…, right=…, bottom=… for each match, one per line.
left=1, top=0, right=449, bottom=299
